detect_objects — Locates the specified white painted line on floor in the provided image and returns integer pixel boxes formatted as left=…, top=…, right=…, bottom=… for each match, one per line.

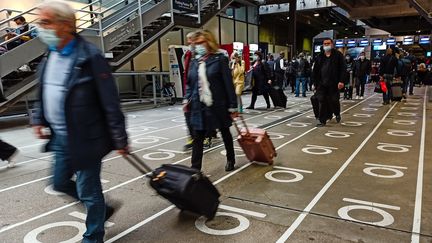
left=0, top=155, right=54, bottom=170
left=273, top=166, right=313, bottom=174
left=411, top=87, right=428, bottom=243
left=219, top=204, right=266, bottom=218
left=17, top=142, right=45, bottom=150
left=0, top=176, right=53, bottom=193
left=104, top=98, right=374, bottom=242
left=343, top=198, right=401, bottom=210
left=275, top=102, right=397, bottom=243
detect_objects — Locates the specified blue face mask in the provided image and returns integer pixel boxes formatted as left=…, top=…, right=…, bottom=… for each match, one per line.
left=194, top=44, right=207, bottom=59
left=38, top=27, right=60, bottom=50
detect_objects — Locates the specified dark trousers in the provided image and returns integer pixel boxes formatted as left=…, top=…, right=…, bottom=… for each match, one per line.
left=50, top=134, right=106, bottom=243
left=287, top=75, right=296, bottom=92
left=405, top=72, right=416, bottom=94
left=0, top=139, right=17, bottom=161
left=382, top=74, right=393, bottom=103
left=316, top=87, right=340, bottom=123
left=275, top=72, right=284, bottom=87
left=344, top=86, right=353, bottom=99
left=355, top=76, right=367, bottom=97
left=184, top=111, right=194, bottom=139
left=191, top=127, right=234, bottom=171
left=249, top=90, right=270, bottom=108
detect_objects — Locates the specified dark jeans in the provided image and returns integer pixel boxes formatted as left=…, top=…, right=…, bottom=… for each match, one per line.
left=191, top=127, right=234, bottom=171
left=382, top=74, right=393, bottom=103
left=184, top=111, right=194, bottom=139
left=50, top=134, right=106, bottom=243
left=405, top=72, right=416, bottom=94
left=355, top=76, right=367, bottom=96
left=295, top=76, right=307, bottom=96
left=315, top=86, right=340, bottom=123
left=249, top=90, right=270, bottom=108
left=0, top=139, right=17, bottom=161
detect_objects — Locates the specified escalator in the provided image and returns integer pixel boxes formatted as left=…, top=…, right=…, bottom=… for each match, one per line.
left=0, top=0, right=234, bottom=115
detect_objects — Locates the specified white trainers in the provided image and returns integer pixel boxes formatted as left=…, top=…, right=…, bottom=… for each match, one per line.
left=6, top=150, right=18, bottom=168
left=360, top=96, right=364, bottom=100
left=355, top=95, right=359, bottom=99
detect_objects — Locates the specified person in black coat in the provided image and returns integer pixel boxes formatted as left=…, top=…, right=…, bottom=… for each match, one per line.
left=246, top=51, right=272, bottom=109
left=353, top=52, right=371, bottom=99
left=312, top=38, right=346, bottom=126
left=379, top=48, right=399, bottom=104
left=184, top=30, right=238, bottom=172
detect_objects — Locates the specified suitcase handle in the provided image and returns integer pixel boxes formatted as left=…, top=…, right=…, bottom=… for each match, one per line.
left=233, top=115, right=250, bottom=136
left=123, top=153, right=153, bottom=175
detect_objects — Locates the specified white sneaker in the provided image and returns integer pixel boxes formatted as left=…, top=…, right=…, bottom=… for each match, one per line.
left=355, top=95, right=359, bottom=99
left=360, top=96, right=364, bottom=100
left=7, top=150, right=18, bottom=168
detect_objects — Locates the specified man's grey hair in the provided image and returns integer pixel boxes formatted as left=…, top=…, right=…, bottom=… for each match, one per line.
left=39, top=0, right=76, bottom=30
left=186, top=31, right=195, bottom=39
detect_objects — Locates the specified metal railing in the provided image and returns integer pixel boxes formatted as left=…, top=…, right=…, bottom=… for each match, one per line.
left=113, top=71, right=173, bottom=106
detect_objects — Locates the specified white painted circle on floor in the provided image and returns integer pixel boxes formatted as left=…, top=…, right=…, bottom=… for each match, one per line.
left=338, top=205, right=394, bottom=227
left=133, top=137, right=160, bottom=144
left=400, top=107, right=418, bottom=111
left=341, top=121, right=365, bottom=127
left=221, top=148, right=245, bottom=157
left=264, top=115, right=282, bottom=120
left=171, top=118, right=184, bottom=123
left=142, top=152, right=175, bottom=160
left=387, top=129, right=415, bottom=137
left=268, top=133, right=285, bottom=140
left=363, top=167, right=404, bottom=179
left=397, top=112, right=417, bottom=117
left=195, top=212, right=249, bottom=235
left=302, top=146, right=336, bottom=155
left=24, top=221, right=86, bottom=243
left=362, top=108, right=378, bottom=112
left=287, top=122, right=311, bottom=128
left=377, top=143, right=410, bottom=153
left=393, top=120, right=417, bottom=125
left=353, top=113, right=373, bottom=118
left=265, top=170, right=304, bottom=183
left=325, top=131, right=354, bottom=138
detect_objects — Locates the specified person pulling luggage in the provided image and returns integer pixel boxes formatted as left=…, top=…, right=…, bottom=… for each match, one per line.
left=0, top=139, right=18, bottom=168
left=312, top=38, right=346, bottom=127
left=184, top=30, right=238, bottom=172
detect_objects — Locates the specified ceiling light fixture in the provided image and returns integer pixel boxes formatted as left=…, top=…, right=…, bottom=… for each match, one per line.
left=314, top=13, right=320, bottom=17
left=332, top=22, right=337, bottom=25
left=354, top=32, right=358, bottom=34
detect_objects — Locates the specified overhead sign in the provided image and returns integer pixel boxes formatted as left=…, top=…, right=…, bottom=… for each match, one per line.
left=403, top=36, right=414, bottom=45
left=347, top=39, right=356, bottom=47
left=419, top=36, right=430, bottom=45
left=335, top=39, right=345, bottom=48
left=359, top=39, right=369, bottom=47
left=173, top=0, right=198, bottom=13
left=386, top=38, right=396, bottom=45
left=372, top=39, right=382, bottom=46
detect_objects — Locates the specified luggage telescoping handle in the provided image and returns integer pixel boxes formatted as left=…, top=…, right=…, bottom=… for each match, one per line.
left=233, top=115, right=250, bottom=136
left=123, top=153, right=153, bottom=175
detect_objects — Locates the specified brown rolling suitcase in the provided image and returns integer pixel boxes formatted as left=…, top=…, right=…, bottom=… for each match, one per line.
left=233, top=116, right=277, bottom=164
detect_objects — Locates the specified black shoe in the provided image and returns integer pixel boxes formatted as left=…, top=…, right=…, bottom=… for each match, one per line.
left=245, top=106, right=254, bottom=109
left=316, top=121, right=326, bottom=127
left=225, top=161, right=235, bottom=171
left=336, top=115, right=341, bottom=123
left=409, top=93, right=414, bottom=95
left=105, top=201, right=122, bottom=222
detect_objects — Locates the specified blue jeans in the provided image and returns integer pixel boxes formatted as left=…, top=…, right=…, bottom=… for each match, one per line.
left=295, top=76, right=307, bottom=96
left=51, top=134, right=106, bottom=243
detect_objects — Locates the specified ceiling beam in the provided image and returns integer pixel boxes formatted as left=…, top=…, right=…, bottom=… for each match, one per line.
left=406, top=0, right=432, bottom=25
left=349, top=1, right=419, bottom=18
left=330, top=0, right=354, bottom=11
left=355, top=0, right=373, bottom=7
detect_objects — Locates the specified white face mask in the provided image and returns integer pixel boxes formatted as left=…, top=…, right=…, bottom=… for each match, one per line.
left=37, top=27, right=60, bottom=49
left=323, top=45, right=332, bottom=52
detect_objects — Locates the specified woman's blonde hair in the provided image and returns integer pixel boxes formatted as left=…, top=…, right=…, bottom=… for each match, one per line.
left=193, top=29, right=219, bottom=54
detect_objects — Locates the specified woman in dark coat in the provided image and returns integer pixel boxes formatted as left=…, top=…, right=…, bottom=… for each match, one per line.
left=184, top=30, right=238, bottom=172
left=246, top=51, right=272, bottom=109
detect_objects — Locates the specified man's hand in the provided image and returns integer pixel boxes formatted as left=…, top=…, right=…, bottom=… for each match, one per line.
left=230, top=112, right=239, bottom=120
left=338, top=82, right=344, bottom=90
left=33, top=125, right=50, bottom=139
left=117, top=146, right=129, bottom=156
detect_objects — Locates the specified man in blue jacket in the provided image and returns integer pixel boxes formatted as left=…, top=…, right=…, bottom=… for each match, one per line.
left=31, top=1, right=128, bottom=242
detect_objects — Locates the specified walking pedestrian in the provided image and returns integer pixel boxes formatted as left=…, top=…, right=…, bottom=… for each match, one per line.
left=31, top=2, right=128, bottom=242
left=353, top=52, right=371, bottom=99
left=185, top=29, right=238, bottom=172
left=230, top=51, right=245, bottom=113
left=312, top=38, right=346, bottom=127
left=379, top=48, right=399, bottom=105
left=246, top=51, right=272, bottom=109
left=294, top=52, right=309, bottom=97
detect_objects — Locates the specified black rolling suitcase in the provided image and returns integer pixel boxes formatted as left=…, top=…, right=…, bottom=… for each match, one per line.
left=269, top=86, right=287, bottom=108
left=123, top=153, right=220, bottom=219
left=310, top=94, right=319, bottom=119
